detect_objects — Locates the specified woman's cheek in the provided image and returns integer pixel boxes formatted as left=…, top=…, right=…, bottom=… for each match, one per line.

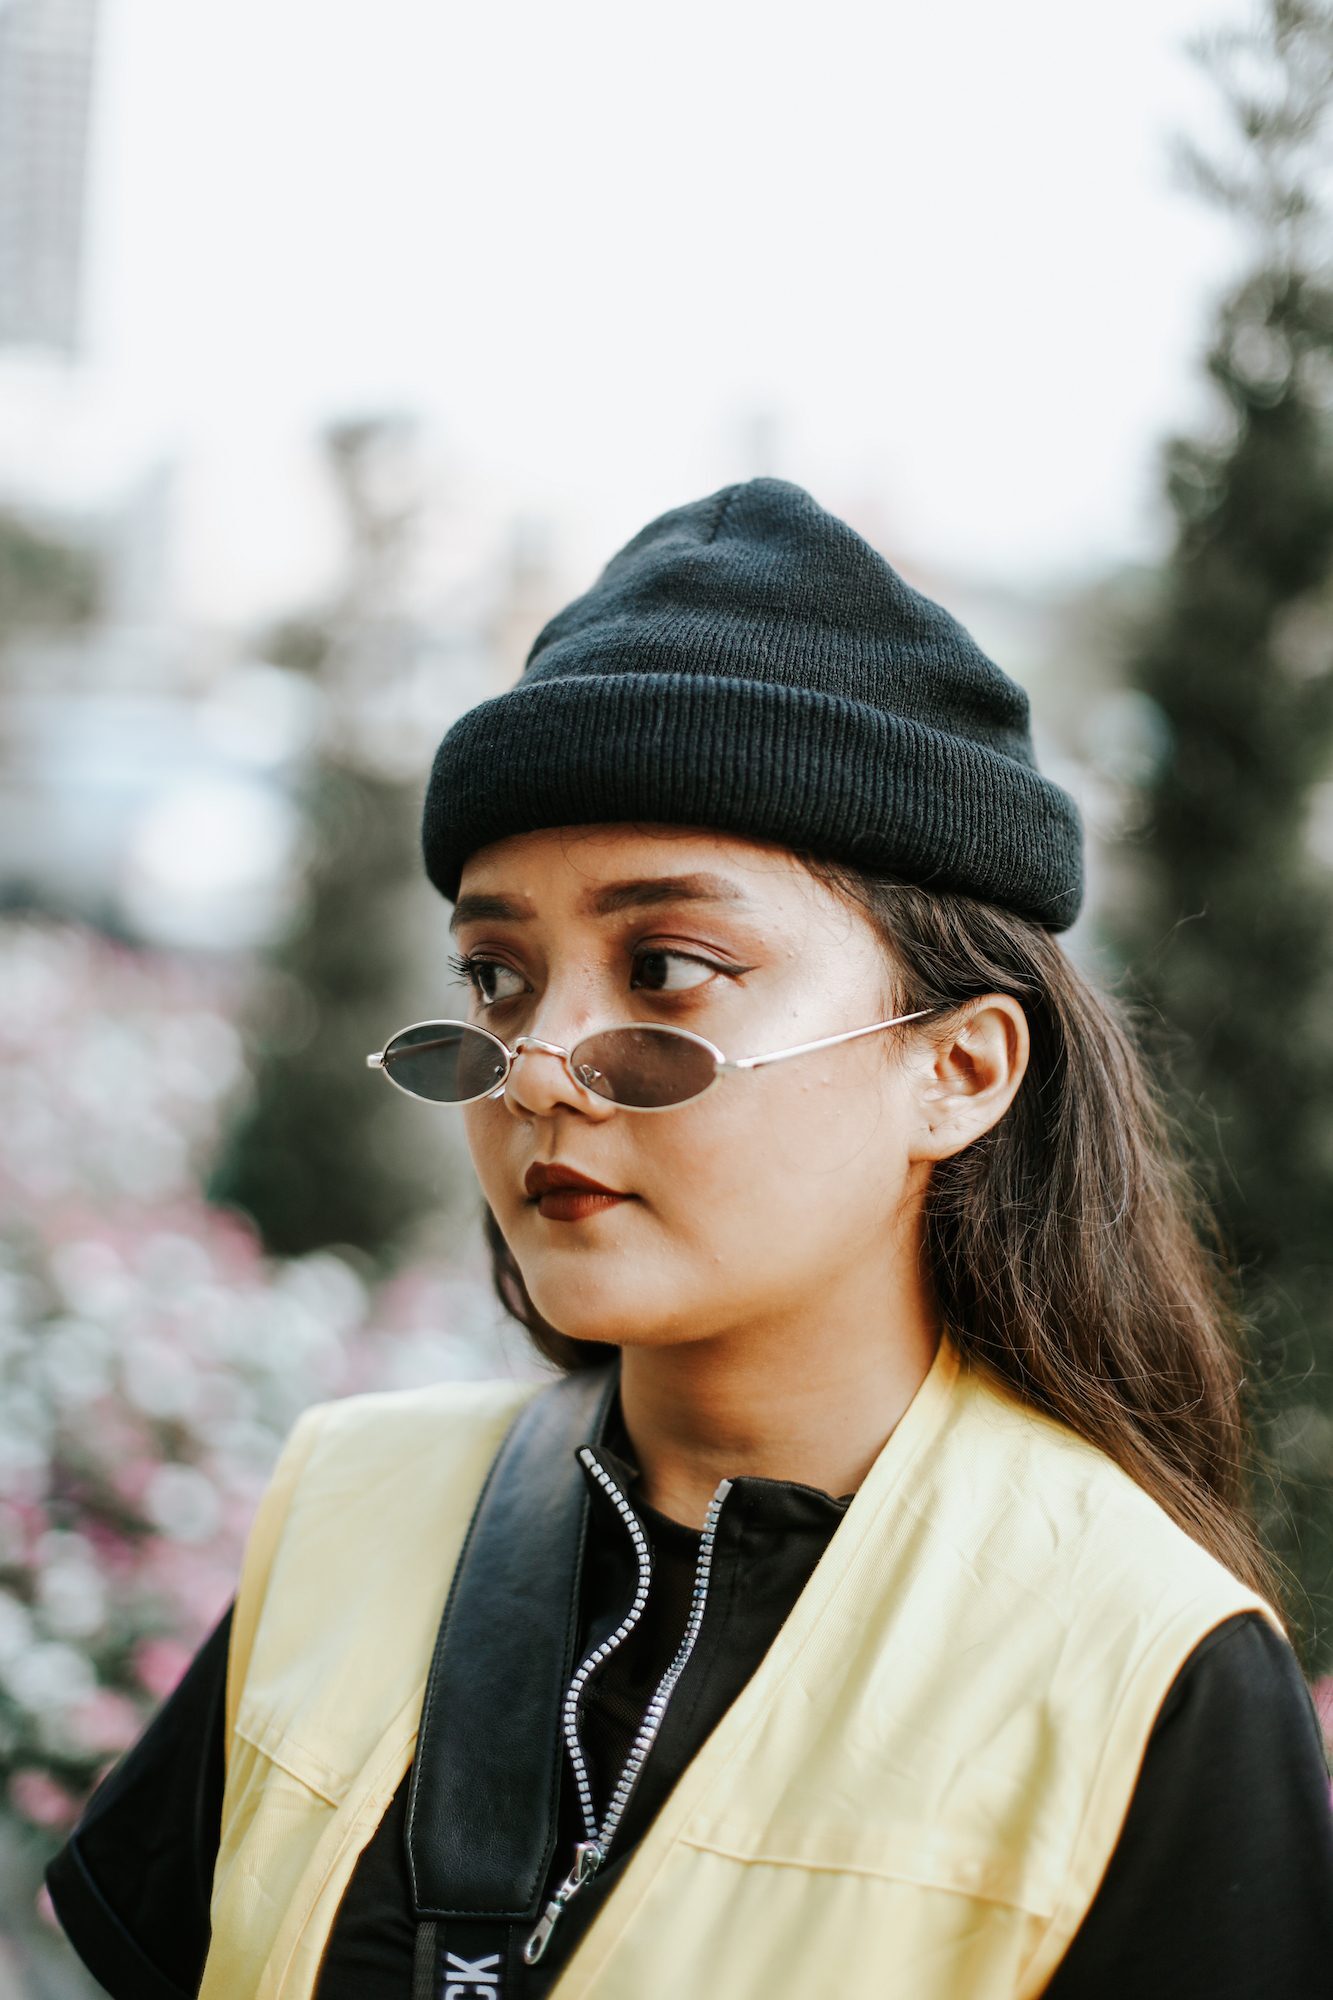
left=460, top=1108, right=517, bottom=1210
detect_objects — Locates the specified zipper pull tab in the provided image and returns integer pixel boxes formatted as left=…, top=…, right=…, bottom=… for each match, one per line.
left=523, top=1840, right=603, bottom=1965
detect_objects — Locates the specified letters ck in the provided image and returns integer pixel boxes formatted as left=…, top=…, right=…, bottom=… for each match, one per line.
left=443, top=1949, right=502, bottom=2000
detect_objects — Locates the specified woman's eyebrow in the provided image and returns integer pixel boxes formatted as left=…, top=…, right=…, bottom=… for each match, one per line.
left=448, top=873, right=755, bottom=935
left=448, top=892, right=528, bottom=928
left=586, top=873, right=758, bottom=922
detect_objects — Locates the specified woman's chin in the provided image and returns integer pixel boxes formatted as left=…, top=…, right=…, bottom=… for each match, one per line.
left=528, top=1288, right=704, bottom=1354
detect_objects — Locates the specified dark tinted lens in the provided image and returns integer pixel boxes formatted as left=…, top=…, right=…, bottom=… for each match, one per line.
left=571, top=1026, right=717, bottom=1108
left=382, top=1022, right=508, bottom=1103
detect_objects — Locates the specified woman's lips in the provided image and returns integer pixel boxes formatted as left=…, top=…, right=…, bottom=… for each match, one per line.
left=524, top=1162, right=636, bottom=1222
left=535, top=1189, right=634, bottom=1223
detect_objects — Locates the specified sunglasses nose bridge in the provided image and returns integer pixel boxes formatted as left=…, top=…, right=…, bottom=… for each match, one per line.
left=502, top=1032, right=601, bottom=1104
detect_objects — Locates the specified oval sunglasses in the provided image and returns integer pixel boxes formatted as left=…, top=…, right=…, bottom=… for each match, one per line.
left=366, top=1007, right=939, bottom=1112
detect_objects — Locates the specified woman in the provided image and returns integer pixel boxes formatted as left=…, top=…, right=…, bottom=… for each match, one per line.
left=48, top=478, right=1333, bottom=1999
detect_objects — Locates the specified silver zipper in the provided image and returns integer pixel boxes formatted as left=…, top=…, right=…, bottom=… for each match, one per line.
left=523, top=1447, right=733, bottom=1966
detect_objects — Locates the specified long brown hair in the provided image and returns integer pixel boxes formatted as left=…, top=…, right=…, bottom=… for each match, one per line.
left=482, top=857, right=1285, bottom=1615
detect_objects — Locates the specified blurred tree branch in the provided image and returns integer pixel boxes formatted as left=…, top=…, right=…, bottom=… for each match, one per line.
left=1171, top=0, right=1333, bottom=259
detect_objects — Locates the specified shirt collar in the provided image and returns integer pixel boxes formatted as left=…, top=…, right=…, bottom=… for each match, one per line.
left=581, top=1386, right=853, bottom=1531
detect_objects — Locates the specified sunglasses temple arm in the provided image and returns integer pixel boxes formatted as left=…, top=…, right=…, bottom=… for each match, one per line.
left=366, top=1052, right=386, bottom=1070
left=731, top=1008, right=935, bottom=1072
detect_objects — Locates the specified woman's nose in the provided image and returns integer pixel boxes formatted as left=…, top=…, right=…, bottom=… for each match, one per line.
left=504, top=1037, right=611, bottom=1119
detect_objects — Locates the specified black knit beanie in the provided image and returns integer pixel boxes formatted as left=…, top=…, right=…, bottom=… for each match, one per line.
left=421, top=477, right=1084, bottom=930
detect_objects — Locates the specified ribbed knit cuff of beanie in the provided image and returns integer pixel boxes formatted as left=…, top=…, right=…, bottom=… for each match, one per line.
left=420, top=478, right=1084, bottom=932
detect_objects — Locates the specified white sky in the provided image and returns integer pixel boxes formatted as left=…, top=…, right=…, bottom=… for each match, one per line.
left=13, top=0, right=1259, bottom=617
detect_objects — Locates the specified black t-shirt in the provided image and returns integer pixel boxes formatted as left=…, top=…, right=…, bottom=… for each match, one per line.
left=46, top=1413, right=1333, bottom=1999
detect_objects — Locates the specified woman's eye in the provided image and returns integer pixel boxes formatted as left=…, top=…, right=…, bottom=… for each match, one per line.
left=629, top=948, right=719, bottom=994
left=448, top=953, right=525, bottom=1007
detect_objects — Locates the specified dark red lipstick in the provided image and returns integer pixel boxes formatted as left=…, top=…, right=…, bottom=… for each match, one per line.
left=524, top=1162, right=634, bottom=1223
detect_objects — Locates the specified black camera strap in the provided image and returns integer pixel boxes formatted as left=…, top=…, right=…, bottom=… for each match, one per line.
left=406, top=1361, right=620, bottom=1998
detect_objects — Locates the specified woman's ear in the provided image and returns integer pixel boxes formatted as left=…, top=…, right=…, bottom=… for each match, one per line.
left=909, top=996, right=1030, bottom=1164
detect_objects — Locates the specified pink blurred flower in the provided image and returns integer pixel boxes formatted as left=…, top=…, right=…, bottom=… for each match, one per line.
left=82, top=1519, right=140, bottom=1576
left=0, top=918, right=512, bottom=1849
left=9, top=1768, right=79, bottom=1830
left=204, top=1203, right=265, bottom=1278
left=107, top=1455, right=157, bottom=1509
left=134, top=1536, right=220, bottom=1621
left=66, top=1686, right=144, bottom=1755
left=0, top=1499, right=49, bottom=1563
left=133, top=1634, right=192, bottom=1700
left=158, top=1548, right=233, bottom=1630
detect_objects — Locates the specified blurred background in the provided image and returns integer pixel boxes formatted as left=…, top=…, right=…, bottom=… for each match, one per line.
left=1, top=0, right=1332, bottom=1991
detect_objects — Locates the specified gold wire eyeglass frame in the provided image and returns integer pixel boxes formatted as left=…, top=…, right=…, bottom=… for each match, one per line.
left=365, top=1007, right=938, bottom=1113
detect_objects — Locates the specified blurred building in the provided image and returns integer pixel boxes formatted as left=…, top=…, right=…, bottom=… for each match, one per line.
left=0, top=0, right=99, bottom=356
left=0, top=462, right=576, bottom=953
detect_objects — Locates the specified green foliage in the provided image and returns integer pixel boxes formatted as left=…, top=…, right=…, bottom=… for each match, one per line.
left=206, top=761, right=440, bottom=1260
left=207, top=415, right=453, bottom=1264
left=0, top=508, right=100, bottom=648
left=1106, top=2, right=1333, bottom=1664
left=259, top=614, right=335, bottom=678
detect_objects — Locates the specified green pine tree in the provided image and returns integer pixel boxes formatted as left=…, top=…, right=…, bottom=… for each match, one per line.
left=208, top=416, right=459, bottom=1262
left=1106, top=1, right=1333, bottom=1665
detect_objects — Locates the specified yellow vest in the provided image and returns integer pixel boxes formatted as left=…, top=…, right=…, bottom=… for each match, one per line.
left=201, top=1334, right=1281, bottom=1999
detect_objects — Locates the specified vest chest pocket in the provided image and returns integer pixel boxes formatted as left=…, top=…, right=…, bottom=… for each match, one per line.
left=204, top=1711, right=350, bottom=2000
left=676, top=1804, right=1061, bottom=1918
left=206, top=1686, right=424, bottom=2000
left=562, top=1832, right=1050, bottom=2000
left=231, top=1692, right=354, bottom=1810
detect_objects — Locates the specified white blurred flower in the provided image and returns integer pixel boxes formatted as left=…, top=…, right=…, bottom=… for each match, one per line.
left=157, top=1014, right=245, bottom=1103
left=278, top=1253, right=368, bottom=1338
left=34, top=1531, right=95, bottom=1571
left=0, top=1592, right=35, bottom=1663
left=122, top=1335, right=202, bottom=1421
left=0, top=1424, right=49, bottom=1493
left=0, top=1270, right=45, bottom=1324
left=136, top=1232, right=214, bottom=1295
left=35, top=1317, right=114, bottom=1405
left=4, top=1641, right=96, bottom=1714
left=0, top=914, right=519, bottom=1824
left=239, top=1291, right=343, bottom=1388
left=381, top=1331, right=480, bottom=1392
left=192, top=1369, right=255, bottom=1423
left=48, top=1241, right=135, bottom=1321
left=203, top=1418, right=283, bottom=1479
left=108, top=1121, right=190, bottom=1201
left=36, top=1560, right=106, bottom=1642
left=0, top=1387, right=48, bottom=1442
left=144, top=1463, right=222, bottom=1543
